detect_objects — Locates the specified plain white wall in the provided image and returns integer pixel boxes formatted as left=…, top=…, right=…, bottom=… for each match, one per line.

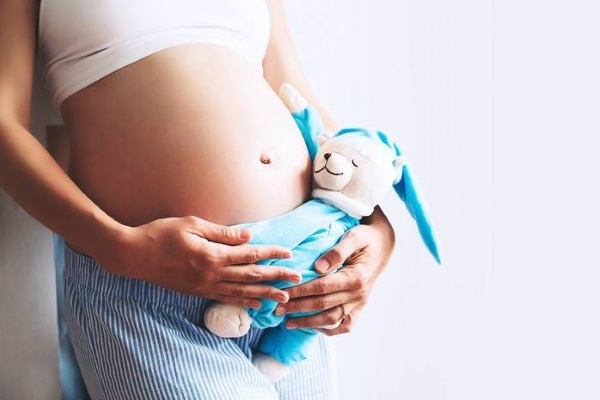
left=2, top=0, right=599, bottom=399
left=287, top=1, right=600, bottom=399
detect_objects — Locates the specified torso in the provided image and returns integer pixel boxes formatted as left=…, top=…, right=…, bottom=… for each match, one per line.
left=60, top=43, right=312, bottom=227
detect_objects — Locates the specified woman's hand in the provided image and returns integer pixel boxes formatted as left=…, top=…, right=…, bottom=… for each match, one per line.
left=101, top=216, right=302, bottom=309
left=276, top=207, right=395, bottom=335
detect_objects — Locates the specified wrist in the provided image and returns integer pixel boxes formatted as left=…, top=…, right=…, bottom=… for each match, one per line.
left=69, top=208, right=133, bottom=272
left=96, top=222, right=134, bottom=273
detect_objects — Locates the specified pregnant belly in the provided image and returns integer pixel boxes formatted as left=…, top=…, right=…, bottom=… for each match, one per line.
left=60, top=43, right=312, bottom=227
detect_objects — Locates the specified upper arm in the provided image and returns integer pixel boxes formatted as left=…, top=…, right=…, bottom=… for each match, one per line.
left=0, top=0, right=39, bottom=128
left=263, top=0, right=337, bottom=131
left=263, top=0, right=314, bottom=99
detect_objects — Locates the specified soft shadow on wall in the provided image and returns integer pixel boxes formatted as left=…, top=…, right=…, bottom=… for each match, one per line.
left=0, top=65, right=63, bottom=398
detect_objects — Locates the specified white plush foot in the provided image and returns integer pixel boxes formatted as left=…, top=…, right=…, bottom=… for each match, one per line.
left=252, top=352, right=289, bottom=383
left=204, top=303, right=252, bottom=338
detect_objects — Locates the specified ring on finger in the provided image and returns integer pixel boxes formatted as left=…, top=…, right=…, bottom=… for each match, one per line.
left=339, top=304, right=348, bottom=323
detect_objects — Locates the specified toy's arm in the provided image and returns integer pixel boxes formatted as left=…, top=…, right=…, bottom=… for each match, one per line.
left=278, top=84, right=328, bottom=161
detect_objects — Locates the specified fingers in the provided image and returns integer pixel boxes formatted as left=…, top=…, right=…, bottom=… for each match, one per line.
left=274, top=291, right=356, bottom=316
left=284, top=272, right=352, bottom=299
left=285, top=302, right=353, bottom=330
left=318, top=311, right=356, bottom=336
left=183, top=216, right=292, bottom=266
left=211, top=294, right=263, bottom=310
left=214, top=282, right=291, bottom=303
left=314, top=229, right=366, bottom=274
left=213, top=243, right=292, bottom=265
left=220, top=265, right=302, bottom=284
left=185, top=216, right=252, bottom=245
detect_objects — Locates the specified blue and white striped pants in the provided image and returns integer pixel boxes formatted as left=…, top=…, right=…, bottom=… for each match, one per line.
left=63, top=243, right=338, bottom=399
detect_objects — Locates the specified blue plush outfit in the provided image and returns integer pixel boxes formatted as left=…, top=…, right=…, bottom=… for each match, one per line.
left=236, top=200, right=359, bottom=365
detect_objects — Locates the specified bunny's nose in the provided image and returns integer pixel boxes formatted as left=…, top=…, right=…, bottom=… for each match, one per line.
left=324, top=153, right=331, bottom=160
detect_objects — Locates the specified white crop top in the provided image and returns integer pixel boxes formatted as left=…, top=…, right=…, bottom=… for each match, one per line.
left=36, top=0, right=271, bottom=110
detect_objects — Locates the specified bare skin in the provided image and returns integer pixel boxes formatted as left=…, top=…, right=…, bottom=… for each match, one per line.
left=0, top=0, right=395, bottom=334
left=61, top=43, right=312, bottom=228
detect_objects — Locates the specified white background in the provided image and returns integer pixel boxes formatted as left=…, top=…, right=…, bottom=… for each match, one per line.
left=1, top=0, right=599, bottom=399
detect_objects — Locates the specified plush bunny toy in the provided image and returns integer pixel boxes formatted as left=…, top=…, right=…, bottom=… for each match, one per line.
left=203, top=84, right=441, bottom=382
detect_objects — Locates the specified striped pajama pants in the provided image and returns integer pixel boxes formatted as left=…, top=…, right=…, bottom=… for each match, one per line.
left=63, top=241, right=338, bottom=400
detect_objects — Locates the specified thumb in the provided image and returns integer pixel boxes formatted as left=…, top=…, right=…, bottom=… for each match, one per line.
left=315, top=229, right=363, bottom=274
left=187, top=217, right=252, bottom=245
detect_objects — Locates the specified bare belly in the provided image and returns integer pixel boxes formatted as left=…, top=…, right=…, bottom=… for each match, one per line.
left=60, top=43, right=312, bottom=227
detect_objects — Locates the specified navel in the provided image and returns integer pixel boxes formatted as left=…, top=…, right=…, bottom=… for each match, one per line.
left=260, top=153, right=272, bottom=165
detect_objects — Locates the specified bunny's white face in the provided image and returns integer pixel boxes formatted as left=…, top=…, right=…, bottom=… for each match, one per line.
left=312, top=135, right=401, bottom=216
left=313, top=149, right=354, bottom=190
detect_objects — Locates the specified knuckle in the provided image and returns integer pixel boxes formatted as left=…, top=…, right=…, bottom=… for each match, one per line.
left=231, top=286, right=245, bottom=297
left=202, top=270, right=218, bottom=284
left=244, top=270, right=262, bottom=282
left=183, top=215, right=198, bottom=225
left=286, top=286, right=300, bottom=298
left=316, top=297, right=331, bottom=310
left=296, top=286, right=307, bottom=297
left=324, top=313, right=339, bottom=325
left=352, top=271, right=368, bottom=291
left=205, top=252, right=220, bottom=267
left=185, top=215, right=205, bottom=229
left=253, top=248, right=264, bottom=260
left=350, top=275, right=362, bottom=290
left=314, top=280, right=329, bottom=295
left=244, top=248, right=261, bottom=263
left=281, top=268, right=296, bottom=280
left=219, top=225, right=232, bottom=239
left=274, top=269, right=287, bottom=279
left=356, top=286, right=369, bottom=299
left=353, top=281, right=366, bottom=295
left=270, top=248, right=286, bottom=259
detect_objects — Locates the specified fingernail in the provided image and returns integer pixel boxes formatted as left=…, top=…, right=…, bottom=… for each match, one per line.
left=286, top=321, right=298, bottom=329
left=275, top=306, right=285, bottom=315
left=276, top=293, right=288, bottom=303
left=315, top=259, right=330, bottom=273
left=239, top=229, right=252, bottom=240
left=251, top=302, right=262, bottom=310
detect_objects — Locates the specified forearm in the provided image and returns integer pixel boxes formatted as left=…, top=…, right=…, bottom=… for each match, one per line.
left=0, top=118, right=127, bottom=262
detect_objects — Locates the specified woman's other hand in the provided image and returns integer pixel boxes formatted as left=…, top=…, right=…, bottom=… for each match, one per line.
left=101, top=216, right=302, bottom=309
left=277, top=207, right=395, bottom=335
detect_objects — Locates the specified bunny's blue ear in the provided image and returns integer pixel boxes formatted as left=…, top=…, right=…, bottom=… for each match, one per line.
left=380, top=131, right=441, bottom=264
left=394, top=164, right=442, bottom=264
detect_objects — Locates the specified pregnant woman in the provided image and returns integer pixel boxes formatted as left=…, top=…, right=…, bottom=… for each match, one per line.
left=0, top=0, right=396, bottom=398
